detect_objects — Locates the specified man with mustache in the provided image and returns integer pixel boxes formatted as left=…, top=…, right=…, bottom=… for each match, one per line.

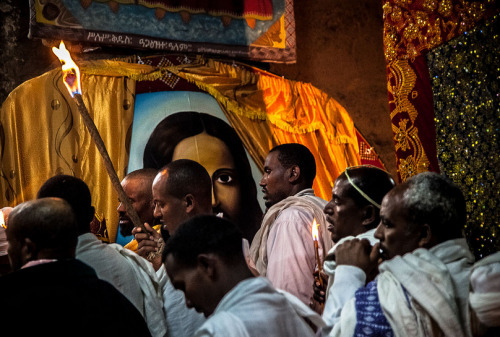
left=116, top=168, right=160, bottom=249
left=250, top=143, right=333, bottom=306
left=325, top=172, right=474, bottom=337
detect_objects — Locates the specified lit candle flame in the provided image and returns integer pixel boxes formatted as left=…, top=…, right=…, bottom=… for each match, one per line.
left=311, top=218, right=319, bottom=241
left=0, top=211, right=5, bottom=229
left=52, top=41, right=82, bottom=97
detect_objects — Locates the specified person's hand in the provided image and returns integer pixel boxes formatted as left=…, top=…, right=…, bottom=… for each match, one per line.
left=312, top=270, right=328, bottom=304
left=335, top=239, right=380, bottom=278
left=309, top=270, right=328, bottom=314
left=133, top=222, right=164, bottom=270
left=133, top=222, right=160, bottom=256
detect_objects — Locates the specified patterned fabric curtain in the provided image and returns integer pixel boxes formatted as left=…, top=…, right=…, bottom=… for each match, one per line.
left=383, top=0, right=499, bottom=257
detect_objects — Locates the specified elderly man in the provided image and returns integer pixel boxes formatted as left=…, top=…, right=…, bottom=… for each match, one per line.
left=317, top=165, right=394, bottom=318
left=326, top=172, right=475, bottom=337
left=133, top=159, right=213, bottom=337
left=164, top=215, right=324, bottom=337
left=0, top=198, right=152, bottom=337
left=116, top=168, right=158, bottom=247
left=250, top=143, right=333, bottom=306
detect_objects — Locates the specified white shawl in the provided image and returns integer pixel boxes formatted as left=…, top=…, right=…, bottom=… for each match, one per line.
left=249, top=188, right=332, bottom=275
left=469, top=251, right=500, bottom=327
left=329, top=238, right=474, bottom=337
left=378, top=238, right=474, bottom=337
left=109, top=244, right=168, bottom=337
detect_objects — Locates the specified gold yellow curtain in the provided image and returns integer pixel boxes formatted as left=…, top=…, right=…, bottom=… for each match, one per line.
left=0, top=67, right=135, bottom=242
left=1, top=57, right=360, bottom=242
left=82, top=58, right=361, bottom=199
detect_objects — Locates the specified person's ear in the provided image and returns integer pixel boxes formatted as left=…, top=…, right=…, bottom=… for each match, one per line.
left=418, top=224, right=432, bottom=248
left=22, top=238, right=37, bottom=262
left=197, top=254, right=217, bottom=280
left=361, top=205, right=377, bottom=227
left=288, top=165, right=300, bottom=183
left=184, top=194, right=195, bottom=214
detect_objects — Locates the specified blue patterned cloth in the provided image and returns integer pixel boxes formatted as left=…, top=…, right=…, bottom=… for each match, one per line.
left=353, top=280, right=394, bottom=337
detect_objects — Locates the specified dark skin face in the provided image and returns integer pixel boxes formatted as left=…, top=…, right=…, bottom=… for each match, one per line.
left=323, top=177, right=367, bottom=243
left=117, top=177, right=155, bottom=237
left=260, top=151, right=293, bottom=209
left=374, top=188, right=422, bottom=261
left=165, top=254, right=219, bottom=317
left=152, top=170, right=190, bottom=236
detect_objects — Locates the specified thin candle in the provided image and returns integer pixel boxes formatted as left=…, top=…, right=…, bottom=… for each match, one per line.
left=311, top=218, right=324, bottom=287
left=0, top=211, right=5, bottom=229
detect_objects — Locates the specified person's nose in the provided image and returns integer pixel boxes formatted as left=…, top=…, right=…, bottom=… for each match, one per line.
left=323, top=203, right=333, bottom=215
left=153, top=203, right=162, bottom=218
left=117, top=201, right=125, bottom=213
left=211, top=188, right=219, bottom=209
left=374, top=222, right=384, bottom=241
left=259, top=175, right=266, bottom=187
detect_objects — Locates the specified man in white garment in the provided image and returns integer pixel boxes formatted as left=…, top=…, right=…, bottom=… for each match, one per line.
left=469, top=251, right=500, bottom=337
left=37, top=175, right=167, bottom=337
left=133, top=159, right=212, bottom=337
left=250, top=143, right=333, bottom=306
left=315, top=165, right=394, bottom=317
left=164, top=215, right=324, bottom=337
left=326, top=172, right=475, bottom=337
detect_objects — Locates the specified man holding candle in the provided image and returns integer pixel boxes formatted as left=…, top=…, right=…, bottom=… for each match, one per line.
left=250, top=143, right=333, bottom=306
left=325, top=172, right=474, bottom=337
left=164, top=215, right=324, bottom=337
left=133, top=159, right=212, bottom=337
left=315, top=165, right=395, bottom=316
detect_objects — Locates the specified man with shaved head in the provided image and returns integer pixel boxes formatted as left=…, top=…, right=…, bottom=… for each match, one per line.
left=133, top=159, right=212, bottom=337
left=0, top=198, right=151, bottom=336
left=115, top=168, right=158, bottom=248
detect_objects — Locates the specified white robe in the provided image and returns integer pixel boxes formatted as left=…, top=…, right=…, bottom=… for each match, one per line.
left=250, top=189, right=332, bottom=305
left=321, top=228, right=377, bottom=334
left=328, top=238, right=474, bottom=337
left=156, top=265, right=206, bottom=337
left=76, top=233, right=168, bottom=337
left=194, top=277, right=324, bottom=337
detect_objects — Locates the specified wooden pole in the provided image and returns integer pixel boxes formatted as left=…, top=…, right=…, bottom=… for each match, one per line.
left=73, top=93, right=147, bottom=233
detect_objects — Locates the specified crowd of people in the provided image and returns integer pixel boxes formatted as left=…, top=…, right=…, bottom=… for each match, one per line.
left=0, top=141, right=498, bottom=337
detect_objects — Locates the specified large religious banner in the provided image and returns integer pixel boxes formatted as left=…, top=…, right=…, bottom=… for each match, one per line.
left=28, top=0, right=296, bottom=63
